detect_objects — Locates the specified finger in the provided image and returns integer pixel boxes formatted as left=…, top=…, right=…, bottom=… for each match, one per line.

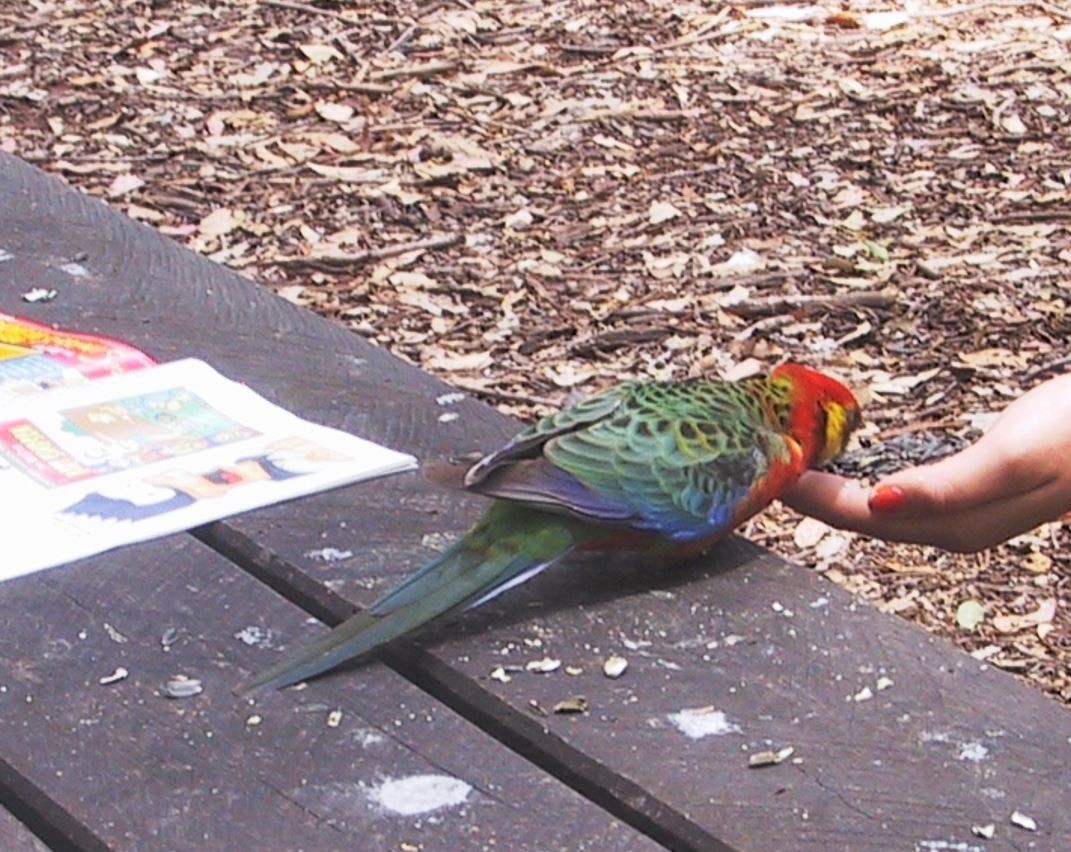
left=781, top=472, right=927, bottom=541
left=780, top=472, right=875, bottom=528
left=783, top=470, right=1048, bottom=551
left=784, top=468, right=1067, bottom=551
left=870, top=438, right=1044, bottom=516
left=874, top=480, right=1067, bottom=551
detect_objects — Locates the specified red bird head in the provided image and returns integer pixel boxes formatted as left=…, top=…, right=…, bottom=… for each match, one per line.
left=771, top=362, right=862, bottom=467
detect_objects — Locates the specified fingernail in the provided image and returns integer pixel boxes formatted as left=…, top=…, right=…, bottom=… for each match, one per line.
left=869, top=484, right=907, bottom=514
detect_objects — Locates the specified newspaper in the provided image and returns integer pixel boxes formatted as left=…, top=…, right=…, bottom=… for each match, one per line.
left=0, top=311, right=156, bottom=399
left=1, top=314, right=417, bottom=580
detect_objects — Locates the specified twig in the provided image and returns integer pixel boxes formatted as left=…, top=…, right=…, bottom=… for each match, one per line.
left=656, top=8, right=734, bottom=49
left=577, top=106, right=704, bottom=123
left=261, top=0, right=360, bottom=23
left=634, top=109, right=706, bottom=122
left=708, top=270, right=791, bottom=291
left=567, top=327, right=672, bottom=356
left=608, top=274, right=798, bottom=323
left=274, top=234, right=461, bottom=271
left=1036, top=1, right=1071, bottom=21
left=876, top=419, right=962, bottom=440
left=340, top=81, right=395, bottom=96
left=921, top=1, right=1071, bottom=21
left=737, top=0, right=1069, bottom=19
left=452, top=382, right=558, bottom=408
left=367, top=61, right=458, bottom=82
left=560, top=10, right=737, bottom=59
left=725, top=290, right=897, bottom=319
left=333, top=30, right=363, bottom=62
left=651, top=163, right=723, bottom=182
left=734, top=314, right=794, bottom=342
left=991, top=209, right=1071, bottom=225
left=560, top=43, right=620, bottom=56
left=384, top=24, right=418, bottom=54
left=1024, top=354, right=1071, bottom=382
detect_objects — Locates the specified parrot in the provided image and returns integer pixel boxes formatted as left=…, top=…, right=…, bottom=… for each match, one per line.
left=241, top=361, right=860, bottom=693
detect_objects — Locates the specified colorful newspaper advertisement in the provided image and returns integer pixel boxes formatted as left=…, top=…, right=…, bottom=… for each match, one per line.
left=0, top=311, right=155, bottom=400
left=2, top=358, right=417, bottom=580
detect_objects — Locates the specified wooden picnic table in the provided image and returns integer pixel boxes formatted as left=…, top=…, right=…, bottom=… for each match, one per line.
left=1, top=152, right=1069, bottom=852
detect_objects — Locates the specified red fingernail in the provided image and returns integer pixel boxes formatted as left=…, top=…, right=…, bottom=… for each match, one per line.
left=869, top=484, right=907, bottom=513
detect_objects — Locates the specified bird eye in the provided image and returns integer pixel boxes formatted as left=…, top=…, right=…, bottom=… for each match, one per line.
left=816, top=401, right=828, bottom=440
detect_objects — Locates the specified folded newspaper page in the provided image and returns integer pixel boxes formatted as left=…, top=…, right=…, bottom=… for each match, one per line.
left=1, top=356, right=417, bottom=580
left=0, top=310, right=156, bottom=399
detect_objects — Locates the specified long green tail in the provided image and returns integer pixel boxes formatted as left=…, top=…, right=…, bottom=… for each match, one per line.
left=239, top=504, right=585, bottom=693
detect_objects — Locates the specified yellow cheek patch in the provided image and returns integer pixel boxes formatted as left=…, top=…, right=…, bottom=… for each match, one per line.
left=820, top=402, right=850, bottom=463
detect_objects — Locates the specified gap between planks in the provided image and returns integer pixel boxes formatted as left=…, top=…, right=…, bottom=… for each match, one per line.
left=0, top=755, right=110, bottom=852
left=192, top=521, right=738, bottom=852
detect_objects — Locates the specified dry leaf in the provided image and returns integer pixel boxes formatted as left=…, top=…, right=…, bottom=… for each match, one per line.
left=827, top=12, right=860, bottom=29
left=958, top=348, right=1030, bottom=369
left=1001, top=113, right=1027, bottom=135
left=870, top=205, right=910, bottom=224
left=648, top=200, right=682, bottom=225
left=871, top=368, right=942, bottom=396
left=396, top=290, right=466, bottom=316
left=956, top=599, right=986, bottom=631
left=815, top=533, right=847, bottom=561
left=307, top=163, right=386, bottom=183
left=390, top=271, right=438, bottom=289
left=862, top=11, right=911, bottom=30
left=126, top=203, right=164, bottom=221
left=314, top=101, right=354, bottom=124
left=643, top=251, right=689, bottom=280
left=424, top=350, right=492, bottom=372
left=504, top=208, right=534, bottom=230
left=747, top=5, right=826, bottom=22
left=276, top=285, right=306, bottom=304
left=107, top=173, right=144, bottom=197
left=544, top=363, right=597, bottom=388
left=992, top=599, right=1056, bottom=634
left=301, top=131, right=360, bottom=153
left=198, top=207, right=238, bottom=237
left=412, top=133, right=499, bottom=178
left=710, top=249, right=764, bottom=276
left=299, top=44, right=342, bottom=64
left=1023, top=551, right=1052, bottom=575
left=841, top=209, right=867, bottom=230
left=793, top=517, right=830, bottom=549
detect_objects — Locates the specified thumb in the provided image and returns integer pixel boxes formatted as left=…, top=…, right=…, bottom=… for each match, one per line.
left=866, top=471, right=938, bottom=516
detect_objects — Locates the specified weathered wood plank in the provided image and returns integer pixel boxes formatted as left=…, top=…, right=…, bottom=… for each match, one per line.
left=0, top=535, right=654, bottom=851
left=218, top=494, right=1071, bottom=850
left=0, top=805, right=50, bottom=852
left=433, top=540, right=1071, bottom=850
left=0, top=153, right=727, bottom=848
left=197, top=522, right=733, bottom=852
left=4, top=153, right=1071, bottom=850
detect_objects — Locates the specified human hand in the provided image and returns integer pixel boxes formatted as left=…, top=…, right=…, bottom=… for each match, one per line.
left=782, top=373, right=1071, bottom=552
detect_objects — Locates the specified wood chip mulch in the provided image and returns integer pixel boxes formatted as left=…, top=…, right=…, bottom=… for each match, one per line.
left=2, top=0, right=1069, bottom=703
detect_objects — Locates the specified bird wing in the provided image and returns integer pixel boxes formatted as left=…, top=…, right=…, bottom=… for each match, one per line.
left=464, top=383, right=631, bottom=486
left=467, top=380, right=798, bottom=541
